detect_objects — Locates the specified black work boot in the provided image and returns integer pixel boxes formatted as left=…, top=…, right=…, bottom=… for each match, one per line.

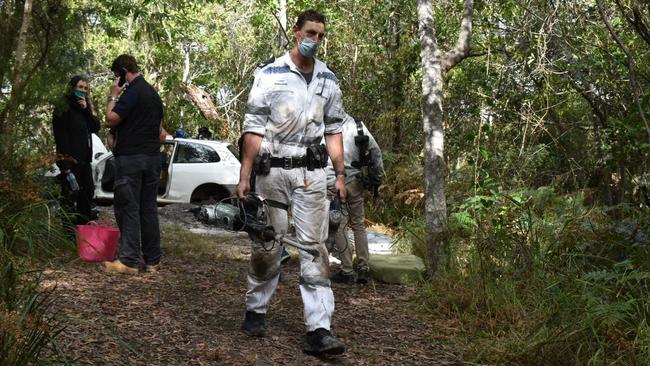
left=303, top=328, right=345, bottom=356
left=330, top=270, right=355, bottom=284
left=356, top=268, right=369, bottom=284
left=242, top=311, right=266, bottom=337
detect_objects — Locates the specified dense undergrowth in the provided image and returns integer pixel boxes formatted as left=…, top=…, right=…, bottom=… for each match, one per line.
left=4, top=159, right=650, bottom=365
left=0, top=172, right=72, bottom=365
left=371, top=172, right=650, bottom=364
left=439, top=187, right=650, bottom=365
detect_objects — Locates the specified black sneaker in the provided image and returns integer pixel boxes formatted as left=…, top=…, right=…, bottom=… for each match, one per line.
left=356, top=268, right=369, bottom=284
left=242, top=311, right=266, bottom=337
left=304, top=328, right=345, bottom=356
left=331, top=270, right=355, bottom=284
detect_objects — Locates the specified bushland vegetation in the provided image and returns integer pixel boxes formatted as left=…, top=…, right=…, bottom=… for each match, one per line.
left=1, top=0, right=649, bottom=364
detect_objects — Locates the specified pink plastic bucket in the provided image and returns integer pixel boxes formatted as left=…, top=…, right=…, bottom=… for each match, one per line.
left=76, top=221, right=120, bottom=262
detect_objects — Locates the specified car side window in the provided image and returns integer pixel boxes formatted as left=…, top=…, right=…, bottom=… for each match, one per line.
left=173, top=142, right=221, bottom=163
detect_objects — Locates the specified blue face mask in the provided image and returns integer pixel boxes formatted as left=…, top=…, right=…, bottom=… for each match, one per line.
left=299, top=37, right=320, bottom=58
left=73, top=90, right=86, bottom=99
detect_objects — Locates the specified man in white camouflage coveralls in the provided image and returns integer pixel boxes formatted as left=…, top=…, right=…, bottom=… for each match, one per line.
left=235, top=9, right=348, bottom=356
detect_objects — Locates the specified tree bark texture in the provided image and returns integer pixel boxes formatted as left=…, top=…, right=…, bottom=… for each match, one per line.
left=597, top=0, right=650, bottom=145
left=185, top=84, right=228, bottom=137
left=0, top=0, right=33, bottom=137
left=389, top=2, right=404, bottom=153
left=614, top=0, right=650, bottom=48
left=277, top=0, right=288, bottom=52
left=418, top=0, right=472, bottom=275
left=418, top=0, right=447, bottom=275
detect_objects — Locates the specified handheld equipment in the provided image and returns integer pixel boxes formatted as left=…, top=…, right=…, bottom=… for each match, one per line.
left=198, top=193, right=321, bottom=258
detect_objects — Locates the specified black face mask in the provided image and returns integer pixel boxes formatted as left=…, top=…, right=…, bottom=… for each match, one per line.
left=117, top=68, right=127, bottom=87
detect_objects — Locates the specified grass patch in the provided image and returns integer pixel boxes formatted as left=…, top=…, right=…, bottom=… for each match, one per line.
left=161, top=224, right=250, bottom=261
left=1, top=197, right=72, bottom=365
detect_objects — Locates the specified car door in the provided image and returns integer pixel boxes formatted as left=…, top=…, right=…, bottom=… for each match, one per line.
left=91, top=152, right=115, bottom=202
left=165, top=141, right=222, bottom=202
left=157, top=141, right=176, bottom=197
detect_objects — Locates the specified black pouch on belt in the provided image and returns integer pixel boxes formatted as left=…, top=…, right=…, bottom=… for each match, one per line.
left=253, top=153, right=271, bottom=175
left=306, top=144, right=329, bottom=170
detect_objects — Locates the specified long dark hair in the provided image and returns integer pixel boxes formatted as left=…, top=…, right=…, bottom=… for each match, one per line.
left=67, top=75, right=89, bottom=96
left=54, top=75, right=92, bottom=115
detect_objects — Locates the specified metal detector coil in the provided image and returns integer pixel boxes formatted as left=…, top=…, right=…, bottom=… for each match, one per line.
left=198, top=202, right=241, bottom=230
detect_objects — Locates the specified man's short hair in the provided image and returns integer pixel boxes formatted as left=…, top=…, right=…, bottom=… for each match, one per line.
left=295, top=9, right=326, bottom=29
left=111, top=54, right=139, bottom=73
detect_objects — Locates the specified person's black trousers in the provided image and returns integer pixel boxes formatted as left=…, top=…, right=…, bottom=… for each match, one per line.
left=59, top=162, right=94, bottom=226
left=113, top=154, right=161, bottom=268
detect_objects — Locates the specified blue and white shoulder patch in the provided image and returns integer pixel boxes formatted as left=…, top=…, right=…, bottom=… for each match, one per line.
left=264, top=65, right=291, bottom=74
left=316, top=71, right=339, bottom=84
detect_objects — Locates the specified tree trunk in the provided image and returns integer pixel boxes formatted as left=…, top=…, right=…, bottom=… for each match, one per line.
left=597, top=0, right=650, bottom=145
left=614, top=0, right=650, bottom=48
left=389, top=2, right=404, bottom=153
left=418, top=0, right=473, bottom=275
left=182, top=44, right=191, bottom=83
left=185, top=84, right=228, bottom=137
left=0, top=0, right=33, bottom=137
left=277, top=0, right=288, bottom=52
left=418, top=0, right=447, bottom=275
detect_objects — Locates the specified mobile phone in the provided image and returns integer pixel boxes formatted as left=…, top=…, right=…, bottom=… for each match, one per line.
left=118, top=68, right=127, bottom=87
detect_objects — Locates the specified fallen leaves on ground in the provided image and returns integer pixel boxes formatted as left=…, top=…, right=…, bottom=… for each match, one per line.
left=42, top=206, right=458, bottom=365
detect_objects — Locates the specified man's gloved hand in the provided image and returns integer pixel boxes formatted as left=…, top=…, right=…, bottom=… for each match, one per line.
left=361, top=174, right=382, bottom=191
left=359, top=175, right=369, bottom=189
left=369, top=176, right=382, bottom=188
left=365, top=172, right=382, bottom=201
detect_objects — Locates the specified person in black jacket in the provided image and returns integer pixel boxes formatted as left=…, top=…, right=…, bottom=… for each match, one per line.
left=52, top=75, right=100, bottom=226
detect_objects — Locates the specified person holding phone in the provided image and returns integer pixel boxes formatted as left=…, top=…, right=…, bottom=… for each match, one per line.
left=52, top=75, right=100, bottom=229
left=103, top=54, right=164, bottom=275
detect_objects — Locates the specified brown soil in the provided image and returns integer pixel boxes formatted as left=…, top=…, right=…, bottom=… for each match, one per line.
left=42, top=205, right=459, bottom=365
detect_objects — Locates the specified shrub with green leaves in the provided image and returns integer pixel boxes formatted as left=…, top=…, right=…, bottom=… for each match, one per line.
left=423, top=187, right=650, bottom=365
left=0, top=194, right=73, bottom=364
left=0, top=260, right=64, bottom=366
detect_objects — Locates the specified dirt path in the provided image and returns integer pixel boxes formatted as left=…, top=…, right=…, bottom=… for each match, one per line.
left=43, top=205, right=458, bottom=365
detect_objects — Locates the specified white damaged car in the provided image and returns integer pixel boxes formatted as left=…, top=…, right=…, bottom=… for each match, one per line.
left=93, top=137, right=240, bottom=204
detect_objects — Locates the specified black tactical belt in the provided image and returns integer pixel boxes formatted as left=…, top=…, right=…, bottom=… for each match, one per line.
left=269, top=156, right=308, bottom=169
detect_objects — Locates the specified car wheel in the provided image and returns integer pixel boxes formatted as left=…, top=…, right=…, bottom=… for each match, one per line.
left=190, top=184, right=230, bottom=204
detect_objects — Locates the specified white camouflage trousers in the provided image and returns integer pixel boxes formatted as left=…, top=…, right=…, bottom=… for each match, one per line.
left=245, top=167, right=334, bottom=332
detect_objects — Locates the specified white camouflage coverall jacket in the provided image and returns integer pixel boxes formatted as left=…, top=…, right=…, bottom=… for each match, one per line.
left=325, top=114, right=385, bottom=187
left=242, top=53, right=345, bottom=331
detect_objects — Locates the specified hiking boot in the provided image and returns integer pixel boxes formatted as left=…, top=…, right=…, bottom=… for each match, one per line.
left=356, top=268, right=369, bottom=284
left=331, top=270, right=355, bottom=284
left=103, top=260, right=139, bottom=274
left=146, top=263, right=161, bottom=273
left=242, top=311, right=266, bottom=337
left=304, top=328, right=345, bottom=356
